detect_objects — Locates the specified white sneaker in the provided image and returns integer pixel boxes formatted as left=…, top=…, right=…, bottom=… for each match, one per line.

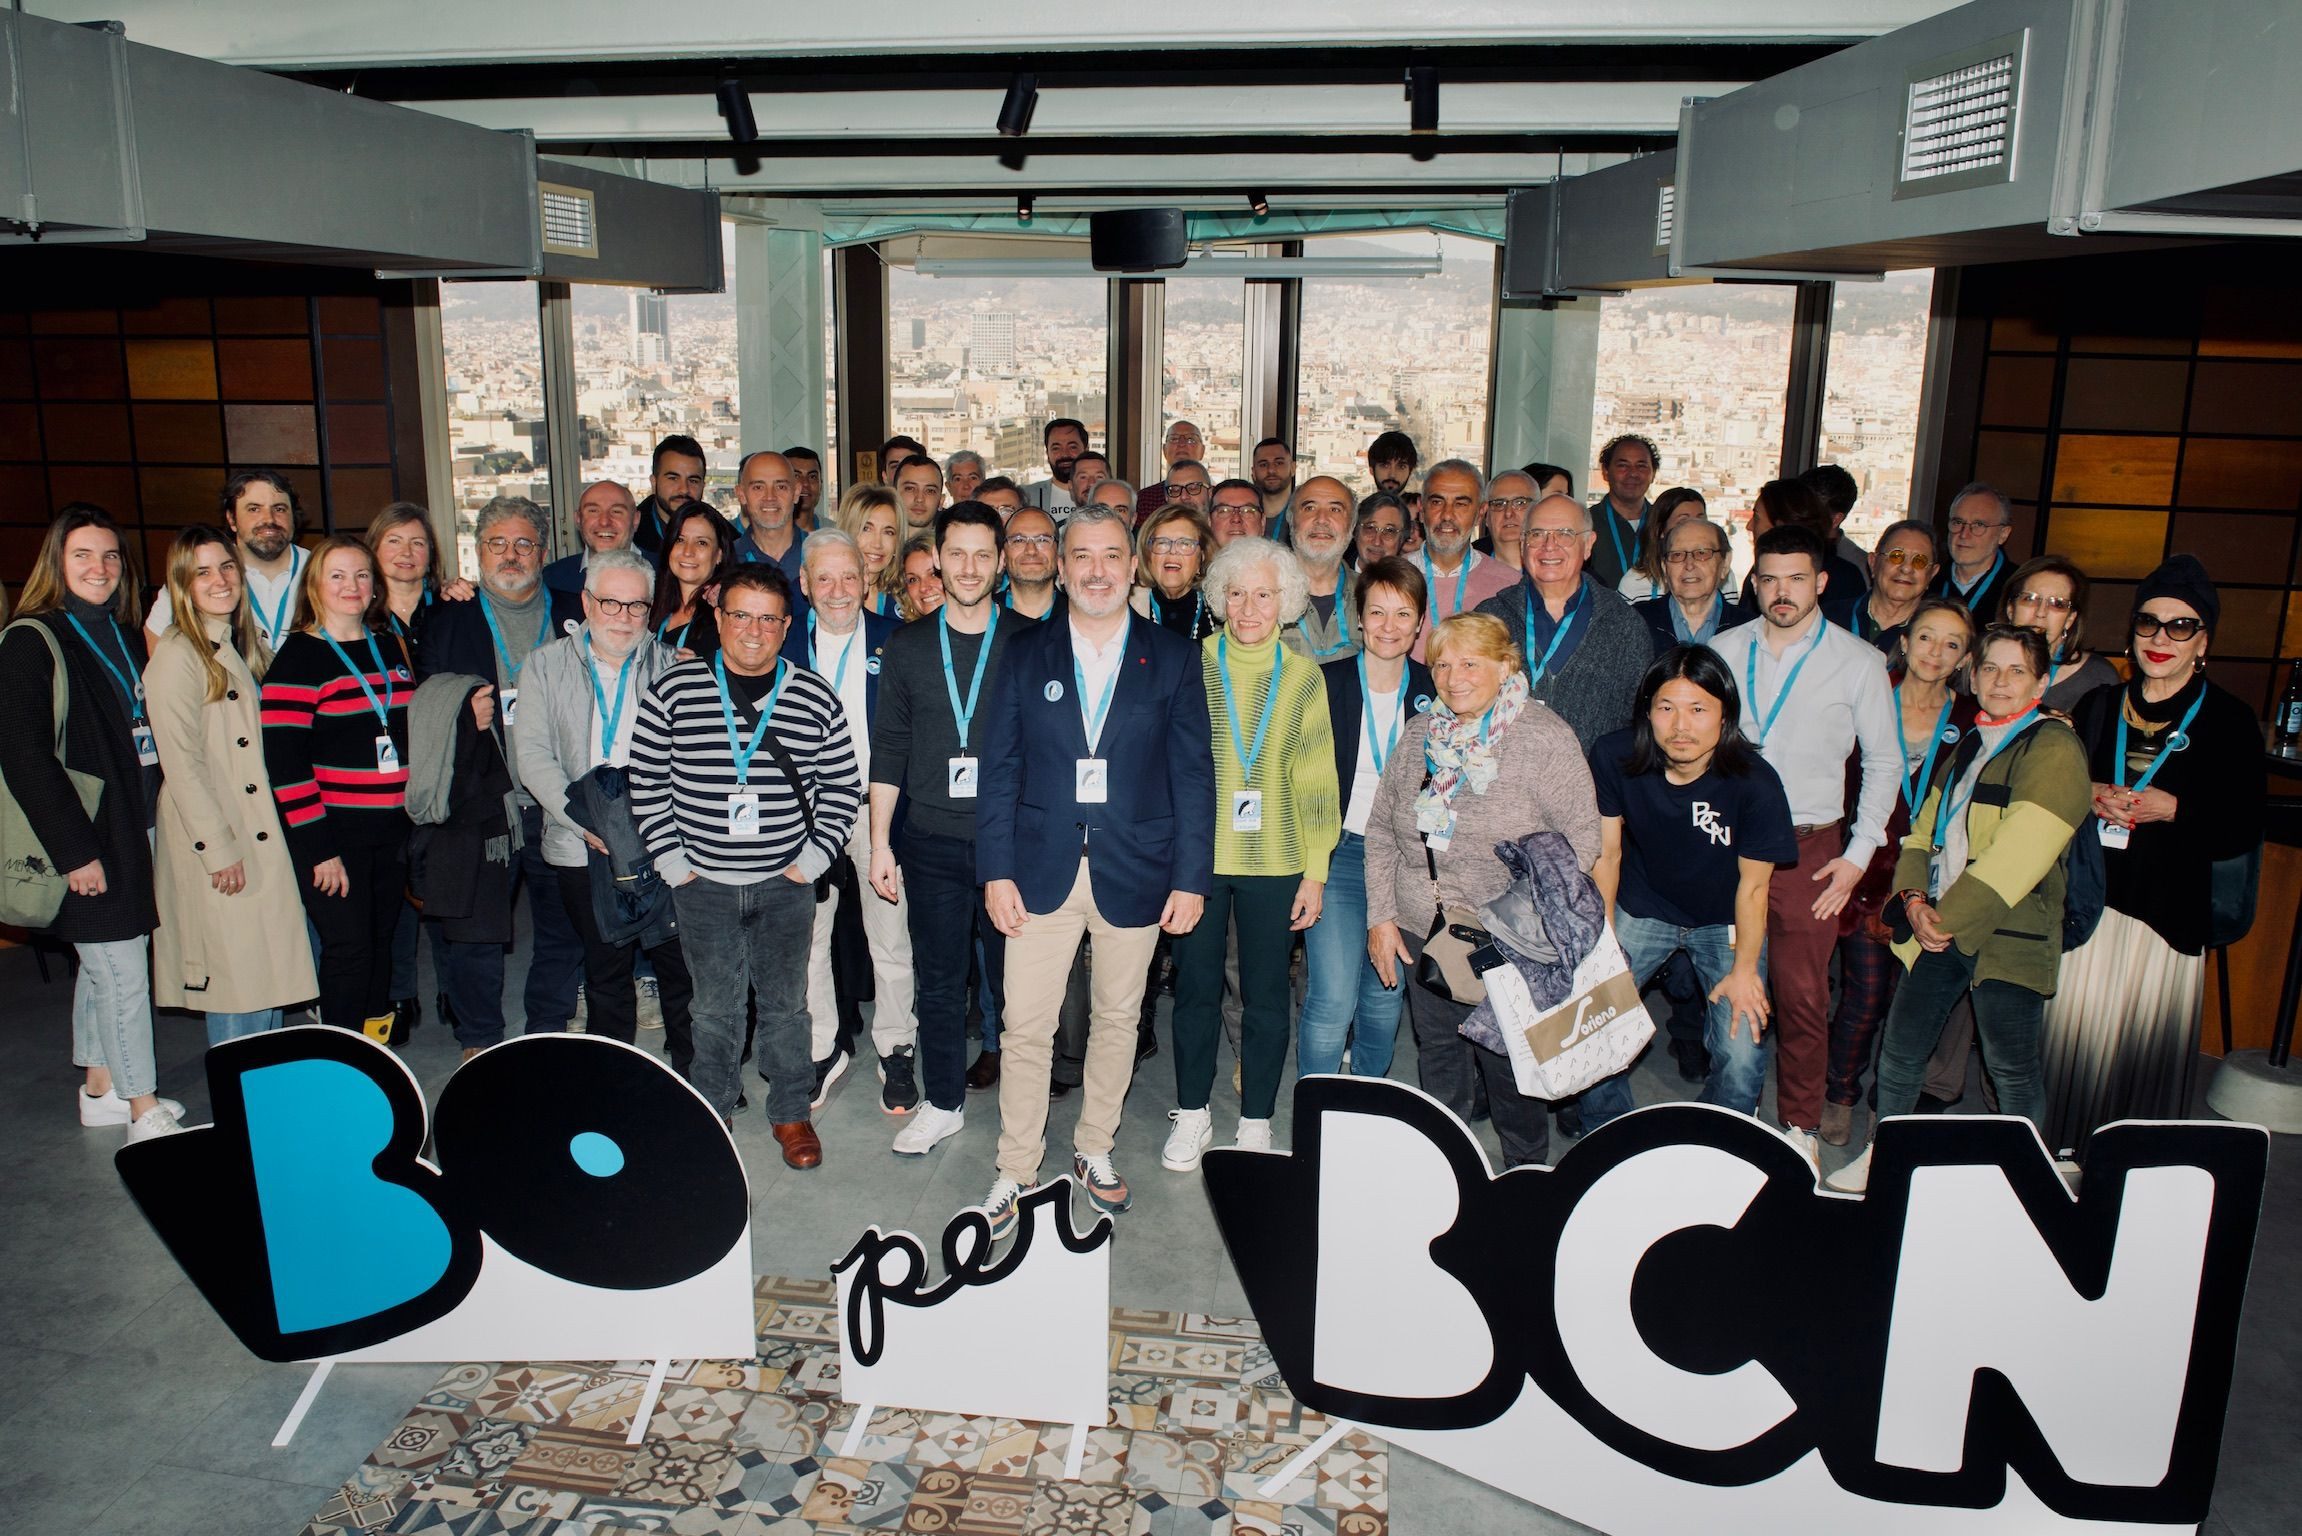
left=80, top=1088, right=184, bottom=1127
left=1234, top=1118, right=1273, bottom=1152
left=1781, top=1125, right=1823, bottom=1180
left=1162, top=1107, right=1215, bottom=1172
left=2055, top=1157, right=2083, bottom=1194
left=124, top=1105, right=185, bottom=1145
left=1825, top=1145, right=1871, bottom=1193
left=636, top=974, right=664, bottom=1031
left=891, top=1103, right=965, bottom=1157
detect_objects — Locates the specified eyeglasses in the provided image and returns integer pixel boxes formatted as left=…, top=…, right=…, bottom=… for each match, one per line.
left=2011, top=590, right=2074, bottom=612
left=2132, top=613, right=2206, bottom=641
left=1526, top=527, right=1584, bottom=545
left=1008, top=533, right=1055, bottom=549
left=1945, top=517, right=2009, bottom=536
left=1488, top=496, right=1536, bottom=513
left=1211, top=503, right=1261, bottom=520
left=481, top=537, right=542, bottom=556
left=1880, top=548, right=1935, bottom=571
left=1150, top=536, right=1201, bottom=554
left=1164, top=483, right=1209, bottom=498
left=721, top=609, right=790, bottom=629
left=1663, top=548, right=1722, bottom=565
left=587, top=596, right=650, bottom=618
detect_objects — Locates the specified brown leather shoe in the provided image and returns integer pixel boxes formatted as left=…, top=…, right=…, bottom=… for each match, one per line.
left=1819, top=1100, right=1854, bottom=1147
left=772, top=1121, right=822, bottom=1170
left=966, top=1050, right=1001, bottom=1090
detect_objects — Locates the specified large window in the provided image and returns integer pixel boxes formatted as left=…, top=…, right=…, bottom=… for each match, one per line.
left=1163, top=278, right=1246, bottom=481
left=1590, top=283, right=1799, bottom=579
left=441, top=281, right=552, bottom=578
left=887, top=266, right=1110, bottom=482
left=1296, top=232, right=1497, bottom=497
left=1820, top=268, right=1936, bottom=542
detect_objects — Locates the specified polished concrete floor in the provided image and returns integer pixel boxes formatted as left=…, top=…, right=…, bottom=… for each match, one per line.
left=1, top=934, right=2295, bottom=1535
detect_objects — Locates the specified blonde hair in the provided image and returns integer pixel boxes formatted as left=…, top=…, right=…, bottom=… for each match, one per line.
left=837, top=483, right=906, bottom=606
left=291, top=535, right=383, bottom=635
left=162, top=526, right=267, bottom=698
left=1425, top=612, right=1525, bottom=675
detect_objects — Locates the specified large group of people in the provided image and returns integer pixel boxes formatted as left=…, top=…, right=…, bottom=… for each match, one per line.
left=2, top=424, right=2262, bottom=1229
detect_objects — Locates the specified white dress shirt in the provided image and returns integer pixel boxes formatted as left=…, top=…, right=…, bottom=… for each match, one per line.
left=809, top=618, right=873, bottom=781
left=1069, top=614, right=1129, bottom=754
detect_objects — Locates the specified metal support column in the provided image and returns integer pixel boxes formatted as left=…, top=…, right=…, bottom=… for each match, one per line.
left=1240, top=241, right=1302, bottom=472
left=1109, top=279, right=1164, bottom=488
left=1777, top=280, right=1834, bottom=478
left=734, top=220, right=830, bottom=486
left=537, top=279, right=581, bottom=557
left=834, top=244, right=889, bottom=486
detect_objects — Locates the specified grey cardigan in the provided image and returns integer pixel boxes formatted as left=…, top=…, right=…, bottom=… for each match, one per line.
left=1476, top=578, right=1663, bottom=752
left=513, top=632, right=683, bottom=870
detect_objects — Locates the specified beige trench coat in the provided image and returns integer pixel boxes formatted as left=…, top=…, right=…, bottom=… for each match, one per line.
left=145, top=619, right=318, bottom=1013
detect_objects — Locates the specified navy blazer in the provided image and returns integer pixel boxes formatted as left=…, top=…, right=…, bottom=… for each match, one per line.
left=420, top=588, right=586, bottom=690
left=1633, top=593, right=1754, bottom=650
left=976, top=613, right=1215, bottom=928
left=780, top=601, right=899, bottom=725
left=1320, top=654, right=1434, bottom=804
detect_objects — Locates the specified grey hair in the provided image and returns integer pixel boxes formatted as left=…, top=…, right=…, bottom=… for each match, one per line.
left=1202, top=534, right=1310, bottom=626
left=1060, top=502, right=1137, bottom=559
left=1089, top=477, right=1139, bottom=507
left=583, top=547, right=655, bottom=594
left=1947, top=482, right=2013, bottom=525
left=475, top=495, right=543, bottom=542
left=801, top=526, right=864, bottom=573
left=1167, top=458, right=1208, bottom=480
left=946, top=450, right=985, bottom=475
left=1424, top=457, right=1485, bottom=501
left=1667, top=515, right=1732, bottom=557
left=1874, top=517, right=1938, bottom=553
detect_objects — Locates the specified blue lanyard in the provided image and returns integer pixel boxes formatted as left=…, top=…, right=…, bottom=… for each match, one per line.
left=1073, top=617, right=1127, bottom=754
left=1941, top=707, right=2039, bottom=830
left=1747, top=623, right=1829, bottom=748
left=1154, top=589, right=1205, bottom=637
left=1420, top=550, right=1471, bottom=616
left=65, top=613, right=145, bottom=724
left=1601, top=502, right=1634, bottom=579
left=1216, top=633, right=1283, bottom=783
left=658, top=616, right=692, bottom=650
left=2114, top=689, right=2206, bottom=793
left=1953, top=549, right=2004, bottom=602
left=808, top=611, right=858, bottom=692
left=1304, top=589, right=1353, bottom=659
left=480, top=594, right=552, bottom=685
left=938, top=606, right=999, bottom=752
left=1671, top=593, right=1725, bottom=645
left=1521, top=580, right=1585, bottom=686
left=1357, top=651, right=1403, bottom=775
left=586, top=639, right=635, bottom=758
left=251, top=547, right=305, bottom=644
left=713, top=655, right=786, bottom=788
left=318, top=629, right=392, bottom=732
left=1894, top=685, right=1956, bottom=812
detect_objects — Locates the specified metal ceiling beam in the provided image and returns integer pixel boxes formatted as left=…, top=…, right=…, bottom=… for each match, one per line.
left=632, top=151, right=1616, bottom=196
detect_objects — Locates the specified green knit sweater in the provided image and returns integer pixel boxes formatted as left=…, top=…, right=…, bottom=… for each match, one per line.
left=1200, top=630, right=1340, bottom=882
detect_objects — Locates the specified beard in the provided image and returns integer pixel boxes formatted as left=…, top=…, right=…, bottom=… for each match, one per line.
left=1050, top=455, right=1079, bottom=484
left=241, top=525, right=293, bottom=562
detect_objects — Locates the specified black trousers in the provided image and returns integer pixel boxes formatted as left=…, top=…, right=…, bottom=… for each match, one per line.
left=555, top=865, right=695, bottom=1075
left=300, top=840, right=409, bottom=1032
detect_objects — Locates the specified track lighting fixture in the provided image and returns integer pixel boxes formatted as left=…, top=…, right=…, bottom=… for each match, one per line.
left=997, top=73, right=1039, bottom=138
left=1406, top=65, right=1439, bottom=134
left=1248, top=191, right=1269, bottom=217
left=715, top=77, right=758, bottom=145
left=1017, top=194, right=1035, bottom=223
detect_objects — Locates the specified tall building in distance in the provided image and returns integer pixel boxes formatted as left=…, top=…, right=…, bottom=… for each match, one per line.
left=969, top=311, right=1017, bottom=373
left=629, top=290, right=670, bottom=369
left=908, top=317, right=927, bottom=350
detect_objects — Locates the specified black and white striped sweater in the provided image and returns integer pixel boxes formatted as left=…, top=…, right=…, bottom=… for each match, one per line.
left=628, top=656, right=862, bottom=883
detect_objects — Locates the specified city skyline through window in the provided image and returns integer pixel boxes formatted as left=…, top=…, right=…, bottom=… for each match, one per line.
left=1821, top=267, right=1936, bottom=539
left=1162, top=277, right=1246, bottom=483
left=441, top=281, right=552, bottom=579
left=887, top=267, right=1109, bottom=486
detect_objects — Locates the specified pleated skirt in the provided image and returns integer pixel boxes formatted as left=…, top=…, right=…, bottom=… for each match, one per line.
left=2038, top=907, right=2204, bottom=1157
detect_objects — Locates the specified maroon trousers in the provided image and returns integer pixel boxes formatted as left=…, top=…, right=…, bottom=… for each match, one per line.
left=1766, top=823, right=1845, bottom=1131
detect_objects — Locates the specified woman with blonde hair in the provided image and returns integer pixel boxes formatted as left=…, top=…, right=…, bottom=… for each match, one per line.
left=834, top=483, right=905, bottom=617
left=146, top=526, right=317, bottom=1044
left=896, top=534, right=946, bottom=620
left=0, top=505, right=180, bottom=1141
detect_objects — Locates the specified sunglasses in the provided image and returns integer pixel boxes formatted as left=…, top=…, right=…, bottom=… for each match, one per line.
left=2131, top=613, right=2206, bottom=641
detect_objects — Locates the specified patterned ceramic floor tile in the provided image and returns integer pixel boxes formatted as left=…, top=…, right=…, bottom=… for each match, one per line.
left=1311, top=1448, right=1385, bottom=1514
left=618, top=1436, right=744, bottom=1505
left=655, top=1383, right=759, bottom=1442
left=307, top=1464, right=411, bottom=1533
left=1022, top=1479, right=1147, bottom=1536
left=370, top=1409, right=470, bottom=1472
left=973, top=1421, right=1040, bottom=1478
left=469, top=1365, right=595, bottom=1423
left=1113, top=1336, right=1243, bottom=1380
left=1121, top=1432, right=1224, bottom=1500
left=1219, top=1439, right=1314, bottom=1506
left=1159, top=1383, right=1249, bottom=1436
left=503, top=1424, right=635, bottom=1495
left=1026, top=1424, right=1130, bottom=1485
left=433, top=1416, right=540, bottom=1489
left=954, top=1471, right=1037, bottom=1534
left=1105, top=1374, right=1169, bottom=1432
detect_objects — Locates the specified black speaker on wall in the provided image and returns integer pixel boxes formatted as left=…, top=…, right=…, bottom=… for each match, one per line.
left=1090, top=208, right=1189, bottom=273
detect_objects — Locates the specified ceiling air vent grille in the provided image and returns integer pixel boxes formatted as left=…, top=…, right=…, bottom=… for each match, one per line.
left=1897, top=33, right=2025, bottom=198
left=538, top=183, right=598, bottom=257
left=1653, top=183, right=1676, bottom=252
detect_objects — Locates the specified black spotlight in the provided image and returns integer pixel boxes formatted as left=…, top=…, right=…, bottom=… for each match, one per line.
left=1406, top=65, right=1439, bottom=134
left=1248, top=191, right=1269, bottom=217
left=1017, top=194, right=1035, bottom=223
left=997, top=72, right=1039, bottom=138
left=716, top=77, right=758, bottom=144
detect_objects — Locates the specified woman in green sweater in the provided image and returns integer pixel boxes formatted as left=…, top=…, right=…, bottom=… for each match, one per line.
left=1830, top=622, right=2091, bottom=1192
left=1164, top=535, right=1340, bottom=1171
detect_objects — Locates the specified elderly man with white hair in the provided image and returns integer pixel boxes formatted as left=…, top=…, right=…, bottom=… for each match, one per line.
left=1162, top=535, right=1340, bottom=1170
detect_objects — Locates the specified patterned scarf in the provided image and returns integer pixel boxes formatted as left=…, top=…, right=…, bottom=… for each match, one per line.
left=1415, top=671, right=1531, bottom=842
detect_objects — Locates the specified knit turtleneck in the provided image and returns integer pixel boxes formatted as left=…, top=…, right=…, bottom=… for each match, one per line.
left=2126, top=669, right=2203, bottom=726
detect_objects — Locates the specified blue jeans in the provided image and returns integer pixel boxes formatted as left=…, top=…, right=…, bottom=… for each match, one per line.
left=1298, top=833, right=1403, bottom=1077
left=205, top=1008, right=283, bottom=1047
left=1582, top=909, right=1771, bottom=1128
left=1875, top=943, right=2044, bottom=1127
left=673, top=873, right=817, bottom=1123
left=72, top=937, right=157, bottom=1100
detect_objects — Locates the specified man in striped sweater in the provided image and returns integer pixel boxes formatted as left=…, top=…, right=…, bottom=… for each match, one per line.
left=628, top=564, right=862, bottom=1165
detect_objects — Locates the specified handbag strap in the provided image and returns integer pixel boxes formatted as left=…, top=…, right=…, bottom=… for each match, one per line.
left=1418, top=766, right=1445, bottom=911
left=4, top=619, right=73, bottom=761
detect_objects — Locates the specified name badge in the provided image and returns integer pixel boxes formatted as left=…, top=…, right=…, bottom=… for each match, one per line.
left=2097, top=818, right=2132, bottom=850
left=500, top=687, right=518, bottom=728
left=728, top=792, right=761, bottom=838
left=1076, top=758, right=1108, bottom=803
left=375, top=734, right=401, bottom=774
left=1230, top=789, right=1263, bottom=832
left=948, top=755, right=978, bottom=799
left=133, top=724, right=159, bottom=767
left=1424, top=830, right=1452, bottom=853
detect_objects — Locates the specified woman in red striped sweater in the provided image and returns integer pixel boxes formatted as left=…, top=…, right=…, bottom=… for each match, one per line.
left=260, top=536, right=416, bottom=1039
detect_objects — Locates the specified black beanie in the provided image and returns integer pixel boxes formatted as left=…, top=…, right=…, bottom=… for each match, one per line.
left=2134, top=554, right=2219, bottom=636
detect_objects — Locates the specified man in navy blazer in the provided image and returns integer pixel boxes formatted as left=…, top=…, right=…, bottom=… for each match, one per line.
left=779, top=530, right=917, bottom=1124
left=972, top=503, right=1214, bottom=1237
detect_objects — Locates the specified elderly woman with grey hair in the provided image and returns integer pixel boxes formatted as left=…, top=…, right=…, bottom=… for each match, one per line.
left=1162, top=536, right=1340, bottom=1171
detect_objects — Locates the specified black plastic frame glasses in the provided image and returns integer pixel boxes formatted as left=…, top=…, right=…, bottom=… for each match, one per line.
left=2131, top=613, right=2205, bottom=641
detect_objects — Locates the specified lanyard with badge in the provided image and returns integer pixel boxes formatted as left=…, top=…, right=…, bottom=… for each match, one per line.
left=939, top=606, right=999, bottom=799
left=1521, top=581, right=1586, bottom=687
left=1746, top=624, right=1828, bottom=749
left=1420, top=550, right=1471, bottom=618
left=319, top=629, right=402, bottom=775
left=1218, top=633, right=1282, bottom=831
left=808, top=610, right=858, bottom=692
left=1072, top=617, right=1127, bottom=804
left=1929, top=707, right=2038, bottom=889
left=586, top=638, right=634, bottom=761
left=250, top=546, right=305, bottom=649
left=480, top=596, right=551, bottom=727
left=2103, top=690, right=2204, bottom=850
left=715, top=654, right=787, bottom=837
left=1894, top=684, right=1957, bottom=812
left=1357, top=651, right=1403, bottom=775
left=67, top=613, right=160, bottom=766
